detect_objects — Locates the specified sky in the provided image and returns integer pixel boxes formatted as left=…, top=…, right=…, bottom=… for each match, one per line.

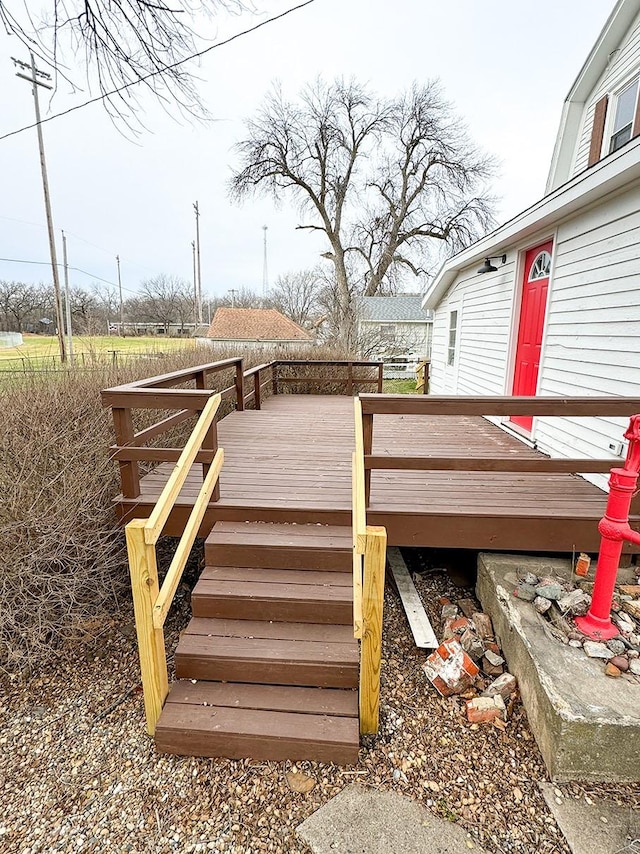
left=0, top=0, right=615, bottom=301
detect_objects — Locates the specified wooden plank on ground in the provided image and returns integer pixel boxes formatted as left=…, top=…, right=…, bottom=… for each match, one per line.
left=387, top=547, right=438, bottom=650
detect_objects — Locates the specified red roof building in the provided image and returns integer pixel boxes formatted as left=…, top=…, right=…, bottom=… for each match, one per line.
left=204, top=308, right=314, bottom=347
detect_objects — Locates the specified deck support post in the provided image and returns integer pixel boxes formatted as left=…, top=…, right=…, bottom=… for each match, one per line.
left=125, top=519, right=168, bottom=735
left=347, top=362, right=353, bottom=396
left=272, top=362, right=279, bottom=396
left=235, top=359, right=245, bottom=411
left=112, top=407, right=140, bottom=498
left=254, top=369, right=262, bottom=411
left=359, top=525, right=387, bottom=734
left=377, top=363, right=383, bottom=393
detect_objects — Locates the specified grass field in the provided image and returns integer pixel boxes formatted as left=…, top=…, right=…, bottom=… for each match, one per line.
left=0, top=334, right=197, bottom=370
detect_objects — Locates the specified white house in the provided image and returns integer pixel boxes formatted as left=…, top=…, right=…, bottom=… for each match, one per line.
left=356, top=295, right=433, bottom=359
left=422, top=0, right=640, bottom=490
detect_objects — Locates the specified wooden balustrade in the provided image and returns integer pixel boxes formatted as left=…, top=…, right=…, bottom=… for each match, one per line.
left=125, top=394, right=224, bottom=735
left=358, top=394, right=640, bottom=508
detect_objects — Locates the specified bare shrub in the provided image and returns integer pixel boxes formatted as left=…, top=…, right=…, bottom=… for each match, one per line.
left=0, top=342, right=356, bottom=677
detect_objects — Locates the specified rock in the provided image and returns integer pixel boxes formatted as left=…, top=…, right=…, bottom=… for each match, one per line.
left=285, top=771, right=316, bottom=793
left=483, top=649, right=504, bottom=667
left=619, top=585, right=640, bottom=597
left=629, top=659, right=640, bottom=676
left=628, top=649, right=639, bottom=659
left=569, top=639, right=583, bottom=648
left=466, top=694, right=506, bottom=724
left=557, top=588, right=590, bottom=614
left=521, top=572, right=539, bottom=586
left=622, top=600, right=640, bottom=621
left=605, top=662, right=622, bottom=678
left=441, top=603, right=459, bottom=621
left=514, top=583, right=537, bottom=602
left=631, top=633, right=640, bottom=646
left=606, top=639, right=626, bottom=656
left=583, top=641, right=614, bottom=659
left=471, top=612, right=493, bottom=639
left=460, top=628, right=485, bottom=661
left=423, top=640, right=480, bottom=697
left=482, top=672, right=517, bottom=701
left=534, top=596, right=552, bottom=614
left=613, top=613, right=635, bottom=634
left=457, top=598, right=478, bottom=618
left=610, top=655, right=629, bottom=672
left=535, top=583, right=563, bottom=601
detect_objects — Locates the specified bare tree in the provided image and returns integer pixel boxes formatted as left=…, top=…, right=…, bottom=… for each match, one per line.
left=126, top=274, right=192, bottom=333
left=0, top=281, right=46, bottom=331
left=268, top=269, right=322, bottom=327
left=231, top=78, right=495, bottom=344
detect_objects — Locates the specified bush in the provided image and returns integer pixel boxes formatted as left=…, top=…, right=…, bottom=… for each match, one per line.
left=0, top=343, right=355, bottom=677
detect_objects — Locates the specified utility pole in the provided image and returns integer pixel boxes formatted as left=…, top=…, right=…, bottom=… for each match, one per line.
left=116, top=255, right=124, bottom=336
left=262, top=225, right=269, bottom=304
left=192, top=240, right=198, bottom=325
left=61, top=230, right=74, bottom=364
left=12, top=53, right=66, bottom=361
left=193, top=201, right=203, bottom=325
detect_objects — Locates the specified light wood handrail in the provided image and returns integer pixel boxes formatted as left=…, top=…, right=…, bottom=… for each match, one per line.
left=152, top=448, right=224, bottom=629
left=144, top=393, right=221, bottom=545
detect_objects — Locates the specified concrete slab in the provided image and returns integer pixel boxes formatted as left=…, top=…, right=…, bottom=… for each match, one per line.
left=477, top=553, right=640, bottom=782
left=539, top=783, right=640, bottom=854
left=297, top=784, right=487, bottom=854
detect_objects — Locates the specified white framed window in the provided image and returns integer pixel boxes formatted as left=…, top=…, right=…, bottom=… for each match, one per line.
left=608, top=77, right=640, bottom=154
left=447, top=310, right=458, bottom=366
left=379, top=323, right=396, bottom=342
left=528, top=251, right=552, bottom=281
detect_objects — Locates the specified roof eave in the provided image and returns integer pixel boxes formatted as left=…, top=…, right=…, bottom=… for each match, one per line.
left=423, top=137, right=640, bottom=310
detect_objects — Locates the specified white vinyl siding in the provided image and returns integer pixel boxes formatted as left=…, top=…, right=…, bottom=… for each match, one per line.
left=430, top=259, right=516, bottom=395
left=532, top=182, right=640, bottom=489
left=573, top=10, right=640, bottom=176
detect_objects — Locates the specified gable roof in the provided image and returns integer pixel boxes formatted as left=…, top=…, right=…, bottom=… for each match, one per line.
left=547, top=0, right=640, bottom=191
left=206, top=307, right=313, bottom=341
left=358, top=295, right=433, bottom=323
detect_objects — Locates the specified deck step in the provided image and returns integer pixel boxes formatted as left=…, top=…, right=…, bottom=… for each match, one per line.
left=175, top=617, right=358, bottom=687
left=205, top=522, right=352, bottom=571
left=191, top=566, right=353, bottom=624
left=155, top=681, right=359, bottom=763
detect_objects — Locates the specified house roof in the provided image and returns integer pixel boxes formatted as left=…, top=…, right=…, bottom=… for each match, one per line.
left=422, top=134, right=640, bottom=310
left=358, top=295, right=433, bottom=323
left=205, top=307, right=313, bottom=341
left=546, top=0, right=640, bottom=191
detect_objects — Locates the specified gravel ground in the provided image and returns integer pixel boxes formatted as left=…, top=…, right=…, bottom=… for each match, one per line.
left=2, top=549, right=639, bottom=854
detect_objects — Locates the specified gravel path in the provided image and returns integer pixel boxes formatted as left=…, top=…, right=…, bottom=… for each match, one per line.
left=2, top=555, right=639, bottom=854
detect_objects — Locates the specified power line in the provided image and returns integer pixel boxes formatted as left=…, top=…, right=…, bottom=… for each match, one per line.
left=0, top=1, right=316, bottom=144
left=0, top=256, right=139, bottom=293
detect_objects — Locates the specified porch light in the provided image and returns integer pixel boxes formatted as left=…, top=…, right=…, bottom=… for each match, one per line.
left=477, top=254, right=507, bottom=274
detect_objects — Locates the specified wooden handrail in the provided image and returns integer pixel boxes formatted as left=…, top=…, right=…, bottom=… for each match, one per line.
left=152, top=448, right=224, bottom=629
left=144, top=394, right=221, bottom=545
left=124, top=392, right=224, bottom=736
left=360, top=394, right=640, bottom=417
left=364, top=455, right=624, bottom=473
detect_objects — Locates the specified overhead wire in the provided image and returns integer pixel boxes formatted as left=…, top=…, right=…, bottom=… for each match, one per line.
left=0, top=256, right=139, bottom=293
left=0, top=1, right=316, bottom=143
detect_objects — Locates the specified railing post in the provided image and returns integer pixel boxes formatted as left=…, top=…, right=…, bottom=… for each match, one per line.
left=377, top=363, right=383, bottom=393
left=254, top=368, right=262, bottom=411
left=112, top=407, right=141, bottom=498
left=272, top=362, right=279, bottom=396
left=235, top=359, right=245, bottom=411
left=424, top=360, right=430, bottom=395
left=125, top=519, right=168, bottom=735
left=347, top=361, right=353, bottom=396
left=363, top=412, right=373, bottom=507
left=359, top=525, right=387, bottom=735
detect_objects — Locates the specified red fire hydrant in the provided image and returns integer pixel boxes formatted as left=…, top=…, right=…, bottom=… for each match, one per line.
left=575, top=415, right=640, bottom=640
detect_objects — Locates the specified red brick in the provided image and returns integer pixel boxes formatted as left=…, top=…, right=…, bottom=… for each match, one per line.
left=466, top=695, right=506, bottom=724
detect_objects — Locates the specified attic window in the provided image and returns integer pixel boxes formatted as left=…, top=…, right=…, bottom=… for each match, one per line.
left=609, top=78, right=640, bottom=153
left=528, top=251, right=552, bottom=281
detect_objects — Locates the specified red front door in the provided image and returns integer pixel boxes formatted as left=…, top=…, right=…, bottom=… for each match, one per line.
left=511, top=241, right=553, bottom=432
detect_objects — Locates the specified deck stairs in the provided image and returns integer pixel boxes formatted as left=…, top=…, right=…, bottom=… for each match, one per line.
left=155, top=521, right=360, bottom=763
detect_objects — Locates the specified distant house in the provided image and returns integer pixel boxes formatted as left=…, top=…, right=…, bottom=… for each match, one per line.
left=422, top=0, right=640, bottom=490
left=356, top=295, right=433, bottom=360
left=201, top=307, right=315, bottom=350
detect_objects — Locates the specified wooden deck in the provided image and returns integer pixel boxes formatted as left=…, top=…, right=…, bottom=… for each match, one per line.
left=114, top=395, right=628, bottom=553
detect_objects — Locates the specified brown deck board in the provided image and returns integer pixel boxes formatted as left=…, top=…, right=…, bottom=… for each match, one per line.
left=114, top=394, right=634, bottom=552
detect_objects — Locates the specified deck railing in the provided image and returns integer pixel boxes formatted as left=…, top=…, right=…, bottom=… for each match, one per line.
left=358, top=394, right=640, bottom=514
left=125, top=393, right=224, bottom=735
left=352, top=397, right=387, bottom=736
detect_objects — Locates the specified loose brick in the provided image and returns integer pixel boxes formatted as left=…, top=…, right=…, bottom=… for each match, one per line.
left=466, top=695, right=506, bottom=724
left=423, top=640, right=480, bottom=697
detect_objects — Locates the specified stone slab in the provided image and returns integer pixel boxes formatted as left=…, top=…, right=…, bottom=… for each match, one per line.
left=477, top=553, right=640, bottom=783
left=297, top=784, right=487, bottom=854
left=539, top=783, right=640, bottom=854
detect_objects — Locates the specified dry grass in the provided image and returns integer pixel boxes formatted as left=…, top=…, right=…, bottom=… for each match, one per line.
left=0, top=344, right=353, bottom=678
